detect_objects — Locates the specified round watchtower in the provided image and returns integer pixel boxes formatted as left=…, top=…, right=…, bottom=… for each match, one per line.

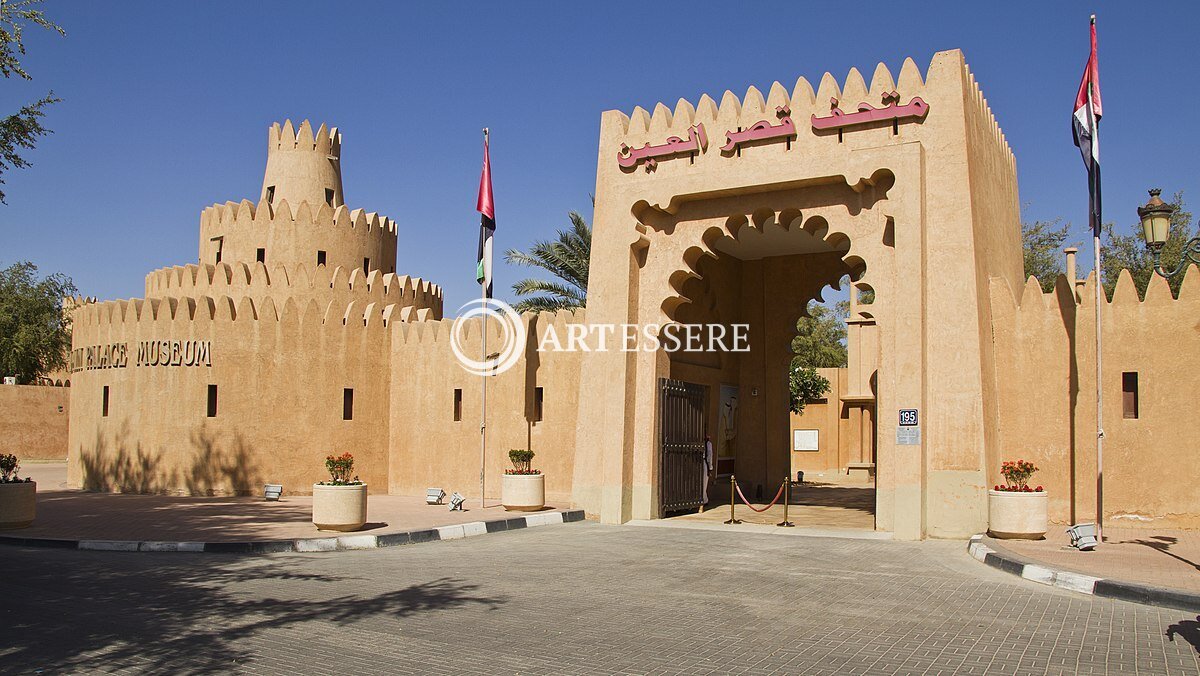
left=261, top=119, right=344, bottom=208
left=197, top=120, right=398, bottom=275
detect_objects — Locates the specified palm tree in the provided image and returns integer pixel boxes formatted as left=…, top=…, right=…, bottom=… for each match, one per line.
left=504, top=211, right=591, bottom=313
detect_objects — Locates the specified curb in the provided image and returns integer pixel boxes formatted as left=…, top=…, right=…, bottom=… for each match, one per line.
left=967, top=534, right=1200, bottom=613
left=0, top=509, right=586, bottom=555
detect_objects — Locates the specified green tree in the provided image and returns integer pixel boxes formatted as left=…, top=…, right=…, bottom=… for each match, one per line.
left=1101, top=191, right=1195, bottom=298
left=504, top=211, right=591, bottom=313
left=791, top=303, right=846, bottom=368
left=0, top=261, right=76, bottom=383
left=1023, top=218, right=1073, bottom=292
left=788, top=364, right=830, bottom=415
left=1, top=0, right=65, bottom=204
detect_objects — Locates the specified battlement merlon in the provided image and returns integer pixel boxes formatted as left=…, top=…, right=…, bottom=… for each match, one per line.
left=262, top=119, right=345, bottom=209
left=598, top=49, right=1013, bottom=170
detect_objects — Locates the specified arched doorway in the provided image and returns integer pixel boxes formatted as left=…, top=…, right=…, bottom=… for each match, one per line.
left=653, top=206, right=878, bottom=526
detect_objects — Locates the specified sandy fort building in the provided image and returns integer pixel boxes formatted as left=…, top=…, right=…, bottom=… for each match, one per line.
left=66, top=50, right=1200, bottom=539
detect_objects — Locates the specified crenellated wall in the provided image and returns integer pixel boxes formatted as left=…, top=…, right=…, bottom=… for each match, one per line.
left=67, top=295, right=397, bottom=496
left=262, top=120, right=345, bottom=208
left=989, top=267, right=1200, bottom=529
left=144, top=262, right=442, bottom=320
left=387, top=311, right=584, bottom=504
left=196, top=197, right=398, bottom=276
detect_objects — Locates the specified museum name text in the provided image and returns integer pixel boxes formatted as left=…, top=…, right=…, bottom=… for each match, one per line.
left=70, top=340, right=213, bottom=372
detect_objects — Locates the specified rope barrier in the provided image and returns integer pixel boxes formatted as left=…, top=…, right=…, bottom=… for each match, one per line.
left=777, top=474, right=795, bottom=527
left=735, top=480, right=786, bottom=513
left=723, top=475, right=741, bottom=524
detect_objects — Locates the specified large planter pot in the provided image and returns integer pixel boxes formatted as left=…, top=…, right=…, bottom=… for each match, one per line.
left=312, top=483, right=368, bottom=532
left=502, top=473, right=545, bottom=512
left=988, top=489, right=1048, bottom=539
left=0, top=481, right=36, bottom=530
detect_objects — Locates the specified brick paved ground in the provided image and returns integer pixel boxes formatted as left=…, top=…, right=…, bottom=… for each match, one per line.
left=2, top=524, right=1197, bottom=674
left=999, top=527, right=1200, bottom=594
left=11, top=463, right=566, bottom=542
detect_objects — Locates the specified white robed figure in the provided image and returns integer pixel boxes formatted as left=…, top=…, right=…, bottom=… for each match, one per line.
left=701, top=435, right=714, bottom=506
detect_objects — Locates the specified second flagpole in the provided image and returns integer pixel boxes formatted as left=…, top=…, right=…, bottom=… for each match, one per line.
left=480, top=127, right=489, bottom=509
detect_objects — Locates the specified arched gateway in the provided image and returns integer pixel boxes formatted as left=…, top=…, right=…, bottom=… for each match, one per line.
left=572, top=50, right=1022, bottom=539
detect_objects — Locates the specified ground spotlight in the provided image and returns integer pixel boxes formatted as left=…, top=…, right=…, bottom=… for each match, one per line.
left=1066, top=523, right=1098, bottom=551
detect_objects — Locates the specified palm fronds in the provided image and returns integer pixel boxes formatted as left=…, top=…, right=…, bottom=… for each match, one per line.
left=504, top=211, right=591, bottom=313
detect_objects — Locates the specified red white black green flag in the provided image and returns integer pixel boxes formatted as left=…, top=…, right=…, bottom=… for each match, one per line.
left=1073, top=17, right=1103, bottom=236
left=476, top=131, right=495, bottom=299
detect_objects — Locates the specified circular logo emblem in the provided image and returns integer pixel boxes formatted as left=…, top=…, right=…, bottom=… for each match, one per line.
left=450, top=298, right=526, bottom=376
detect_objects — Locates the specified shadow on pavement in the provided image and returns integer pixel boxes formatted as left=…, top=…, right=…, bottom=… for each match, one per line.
left=2, top=554, right=506, bottom=672
left=1166, top=616, right=1200, bottom=654
left=1133, top=535, right=1200, bottom=572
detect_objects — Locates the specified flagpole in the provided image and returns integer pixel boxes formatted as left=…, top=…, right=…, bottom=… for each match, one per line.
left=1088, top=14, right=1104, bottom=543
left=480, top=127, right=490, bottom=510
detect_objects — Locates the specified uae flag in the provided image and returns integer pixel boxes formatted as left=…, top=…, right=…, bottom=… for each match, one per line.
left=1073, top=17, right=1103, bottom=235
left=476, top=132, right=496, bottom=298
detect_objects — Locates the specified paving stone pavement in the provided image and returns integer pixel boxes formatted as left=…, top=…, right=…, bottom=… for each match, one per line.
left=1, top=523, right=1198, bottom=675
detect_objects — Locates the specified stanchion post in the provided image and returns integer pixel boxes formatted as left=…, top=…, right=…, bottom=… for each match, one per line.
left=724, top=474, right=741, bottom=524
left=777, top=475, right=795, bottom=527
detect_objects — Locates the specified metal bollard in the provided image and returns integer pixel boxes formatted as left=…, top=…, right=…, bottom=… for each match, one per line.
left=777, top=475, right=795, bottom=527
left=724, top=474, right=741, bottom=524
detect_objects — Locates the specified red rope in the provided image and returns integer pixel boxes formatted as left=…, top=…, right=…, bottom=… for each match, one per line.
left=734, top=480, right=785, bottom=513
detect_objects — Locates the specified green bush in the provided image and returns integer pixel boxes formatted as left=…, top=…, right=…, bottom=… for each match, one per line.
left=789, top=366, right=831, bottom=415
left=507, top=449, right=538, bottom=474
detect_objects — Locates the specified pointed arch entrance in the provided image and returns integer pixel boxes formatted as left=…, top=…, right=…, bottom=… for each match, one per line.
left=647, top=197, right=882, bottom=520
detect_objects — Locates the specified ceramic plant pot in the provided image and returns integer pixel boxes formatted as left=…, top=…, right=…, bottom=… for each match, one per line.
left=0, top=481, right=36, bottom=530
left=987, top=489, right=1048, bottom=539
left=311, top=483, right=368, bottom=531
left=502, top=473, right=545, bottom=512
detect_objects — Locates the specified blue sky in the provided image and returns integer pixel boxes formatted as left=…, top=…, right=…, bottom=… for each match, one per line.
left=2, top=1, right=1197, bottom=311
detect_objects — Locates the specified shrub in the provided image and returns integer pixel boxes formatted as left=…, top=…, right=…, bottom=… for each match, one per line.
left=320, top=452, right=362, bottom=486
left=998, top=459, right=1039, bottom=490
left=0, top=453, right=30, bottom=484
left=789, top=366, right=830, bottom=414
left=507, top=449, right=540, bottom=475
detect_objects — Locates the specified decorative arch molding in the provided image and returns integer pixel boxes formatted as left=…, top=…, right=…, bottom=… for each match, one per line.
left=630, top=168, right=895, bottom=232
left=658, top=206, right=874, bottom=323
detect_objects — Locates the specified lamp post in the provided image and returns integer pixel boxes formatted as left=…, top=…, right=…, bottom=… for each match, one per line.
left=1138, top=188, right=1200, bottom=277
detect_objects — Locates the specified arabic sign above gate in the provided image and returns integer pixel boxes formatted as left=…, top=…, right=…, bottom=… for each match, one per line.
left=811, top=91, right=929, bottom=131
left=616, top=92, right=929, bottom=172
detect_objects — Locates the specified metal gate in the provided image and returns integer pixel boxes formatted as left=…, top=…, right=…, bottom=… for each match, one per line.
left=659, top=378, right=708, bottom=513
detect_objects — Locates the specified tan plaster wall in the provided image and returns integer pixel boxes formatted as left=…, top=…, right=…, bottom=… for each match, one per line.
left=789, top=368, right=846, bottom=474
left=197, top=200, right=397, bottom=276
left=145, top=263, right=442, bottom=320
left=67, top=297, right=393, bottom=496
left=387, top=312, right=582, bottom=503
left=0, top=385, right=69, bottom=461
left=989, top=269, right=1200, bottom=529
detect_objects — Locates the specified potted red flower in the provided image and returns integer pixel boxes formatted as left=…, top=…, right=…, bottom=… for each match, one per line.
left=502, top=449, right=544, bottom=511
left=987, top=459, right=1047, bottom=539
left=311, top=452, right=367, bottom=532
